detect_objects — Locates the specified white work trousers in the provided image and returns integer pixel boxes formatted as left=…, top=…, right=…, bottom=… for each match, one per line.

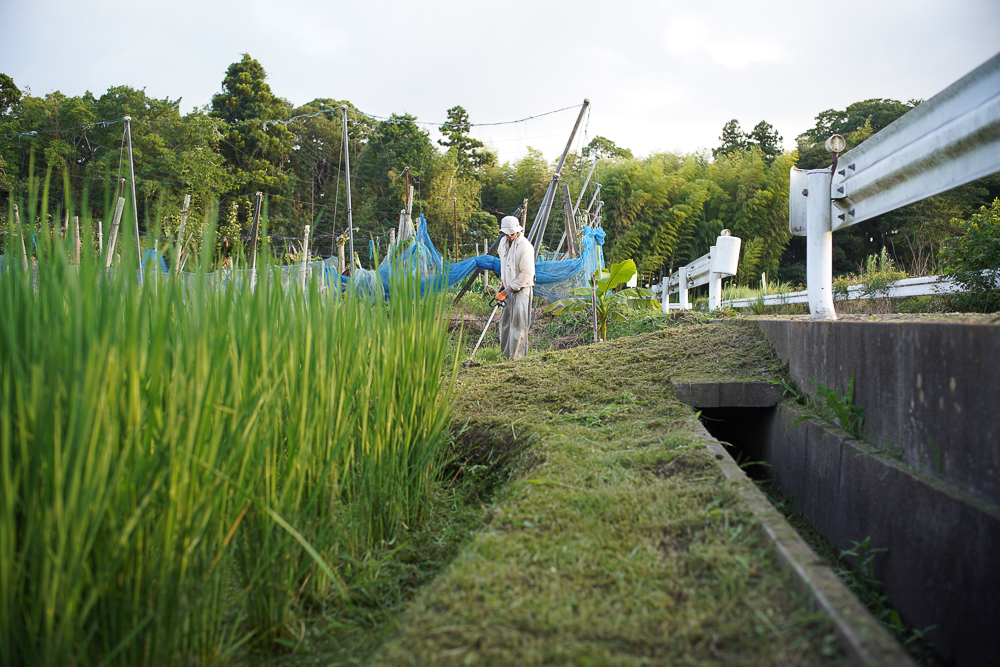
left=499, top=286, right=532, bottom=360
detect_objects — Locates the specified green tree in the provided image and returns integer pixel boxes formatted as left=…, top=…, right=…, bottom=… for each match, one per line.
left=0, top=73, right=21, bottom=191
left=583, top=135, right=633, bottom=161
left=438, top=105, right=494, bottom=177
left=211, top=54, right=294, bottom=195
left=480, top=147, right=551, bottom=217
left=0, top=74, right=19, bottom=117
left=282, top=98, right=373, bottom=242
left=795, top=98, right=918, bottom=169
left=748, top=121, right=782, bottom=163
left=353, top=113, right=436, bottom=237
left=713, top=119, right=748, bottom=158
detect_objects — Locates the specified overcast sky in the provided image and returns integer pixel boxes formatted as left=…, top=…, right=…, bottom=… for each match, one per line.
left=3, top=0, right=999, bottom=164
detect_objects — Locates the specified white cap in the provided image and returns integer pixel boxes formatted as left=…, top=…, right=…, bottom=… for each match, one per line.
left=500, top=216, right=523, bottom=234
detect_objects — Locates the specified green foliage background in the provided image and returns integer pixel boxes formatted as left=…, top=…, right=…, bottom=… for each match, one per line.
left=2, top=59, right=998, bottom=286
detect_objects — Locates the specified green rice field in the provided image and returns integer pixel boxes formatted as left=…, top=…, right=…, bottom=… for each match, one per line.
left=0, top=217, right=457, bottom=666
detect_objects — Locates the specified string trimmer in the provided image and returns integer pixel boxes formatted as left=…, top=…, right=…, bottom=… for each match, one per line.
left=463, top=288, right=507, bottom=368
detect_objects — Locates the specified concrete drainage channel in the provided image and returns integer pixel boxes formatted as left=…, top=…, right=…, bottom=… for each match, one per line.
left=676, top=380, right=1000, bottom=666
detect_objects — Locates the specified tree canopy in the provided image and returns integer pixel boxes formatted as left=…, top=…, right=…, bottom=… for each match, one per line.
left=3, top=63, right=997, bottom=282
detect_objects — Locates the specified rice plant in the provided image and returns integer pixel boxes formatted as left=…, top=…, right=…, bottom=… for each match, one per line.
left=0, top=208, right=457, bottom=665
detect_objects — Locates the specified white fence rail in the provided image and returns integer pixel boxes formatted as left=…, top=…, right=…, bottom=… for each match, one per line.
left=652, top=231, right=741, bottom=312
left=791, top=51, right=1000, bottom=320
left=722, top=273, right=973, bottom=309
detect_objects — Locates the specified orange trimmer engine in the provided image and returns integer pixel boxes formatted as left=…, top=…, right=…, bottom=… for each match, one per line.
left=489, top=288, right=508, bottom=309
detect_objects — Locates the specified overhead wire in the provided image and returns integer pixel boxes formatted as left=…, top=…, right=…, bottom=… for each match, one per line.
left=2, top=102, right=593, bottom=258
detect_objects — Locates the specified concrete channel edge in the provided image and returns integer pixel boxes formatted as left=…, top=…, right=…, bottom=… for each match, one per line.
left=695, top=423, right=915, bottom=666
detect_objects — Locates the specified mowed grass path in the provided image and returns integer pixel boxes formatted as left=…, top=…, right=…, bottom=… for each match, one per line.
left=375, top=321, right=844, bottom=665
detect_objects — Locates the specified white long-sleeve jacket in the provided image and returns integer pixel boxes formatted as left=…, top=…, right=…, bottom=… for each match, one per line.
left=499, top=234, right=536, bottom=291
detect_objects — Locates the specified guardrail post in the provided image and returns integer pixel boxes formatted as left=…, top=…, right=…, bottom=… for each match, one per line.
left=679, top=266, right=690, bottom=310
left=707, top=244, right=722, bottom=310
left=660, top=276, right=670, bottom=314
left=805, top=169, right=837, bottom=320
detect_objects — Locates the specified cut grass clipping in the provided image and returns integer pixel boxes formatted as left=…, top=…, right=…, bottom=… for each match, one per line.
left=375, top=324, right=845, bottom=665
left=0, top=215, right=457, bottom=667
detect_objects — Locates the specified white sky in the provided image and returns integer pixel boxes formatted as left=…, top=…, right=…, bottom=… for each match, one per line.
left=2, top=0, right=999, bottom=164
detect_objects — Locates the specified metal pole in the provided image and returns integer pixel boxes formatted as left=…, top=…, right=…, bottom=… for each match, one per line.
left=453, top=197, right=458, bottom=261
left=248, top=192, right=263, bottom=292
left=301, top=224, right=310, bottom=290
left=124, top=117, right=142, bottom=285
left=341, top=106, right=354, bottom=264
left=586, top=184, right=602, bottom=216
left=526, top=99, right=590, bottom=253
left=573, top=156, right=599, bottom=218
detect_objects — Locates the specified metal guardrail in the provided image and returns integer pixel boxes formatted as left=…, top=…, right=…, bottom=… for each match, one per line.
left=652, top=231, right=742, bottom=311
left=721, top=273, right=992, bottom=309
left=789, top=51, right=1000, bottom=320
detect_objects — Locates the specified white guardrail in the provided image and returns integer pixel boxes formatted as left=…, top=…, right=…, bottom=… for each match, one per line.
left=792, top=50, right=1000, bottom=320
left=651, top=230, right=742, bottom=312
left=721, top=273, right=973, bottom=309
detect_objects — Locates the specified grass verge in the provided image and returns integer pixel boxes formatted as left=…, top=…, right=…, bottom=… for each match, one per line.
left=374, top=321, right=846, bottom=665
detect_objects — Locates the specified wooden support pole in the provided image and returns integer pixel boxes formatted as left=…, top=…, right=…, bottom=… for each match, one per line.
left=13, top=204, right=28, bottom=272
left=105, top=188, right=126, bottom=269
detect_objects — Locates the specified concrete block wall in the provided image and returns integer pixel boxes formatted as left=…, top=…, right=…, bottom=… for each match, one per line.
left=766, top=407, right=1000, bottom=666
left=755, top=319, right=1000, bottom=506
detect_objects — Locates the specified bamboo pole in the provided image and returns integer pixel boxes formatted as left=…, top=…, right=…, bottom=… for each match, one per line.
left=98, top=220, right=103, bottom=257
left=73, top=216, right=80, bottom=264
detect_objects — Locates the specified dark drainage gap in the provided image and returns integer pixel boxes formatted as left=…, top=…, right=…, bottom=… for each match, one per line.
left=698, top=406, right=775, bottom=481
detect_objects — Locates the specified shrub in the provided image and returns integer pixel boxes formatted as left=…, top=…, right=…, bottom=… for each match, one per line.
left=942, top=198, right=1000, bottom=312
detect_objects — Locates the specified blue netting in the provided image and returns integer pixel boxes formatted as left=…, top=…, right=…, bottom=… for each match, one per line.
left=334, top=214, right=605, bottom=302
left=1, top=215, right=605, bottom=303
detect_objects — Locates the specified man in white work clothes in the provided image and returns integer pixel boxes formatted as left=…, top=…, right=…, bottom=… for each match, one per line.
left=497, top=215, right=536, bottom=360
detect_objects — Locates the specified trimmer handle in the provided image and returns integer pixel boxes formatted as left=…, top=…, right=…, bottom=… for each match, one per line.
left=489, top=288, right=508, bottom=309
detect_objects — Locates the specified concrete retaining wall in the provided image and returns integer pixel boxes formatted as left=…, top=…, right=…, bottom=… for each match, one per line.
left=755, top=319, right=1000, bottom=506
left=762, top=407, right=1000, bottom=666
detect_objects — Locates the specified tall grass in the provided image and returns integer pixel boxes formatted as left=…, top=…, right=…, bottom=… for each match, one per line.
left=0, top=211, right=457, bottom=665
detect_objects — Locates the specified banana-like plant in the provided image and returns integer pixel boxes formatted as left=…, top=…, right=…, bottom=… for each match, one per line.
left=543, top=259, right=658, bottom=341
